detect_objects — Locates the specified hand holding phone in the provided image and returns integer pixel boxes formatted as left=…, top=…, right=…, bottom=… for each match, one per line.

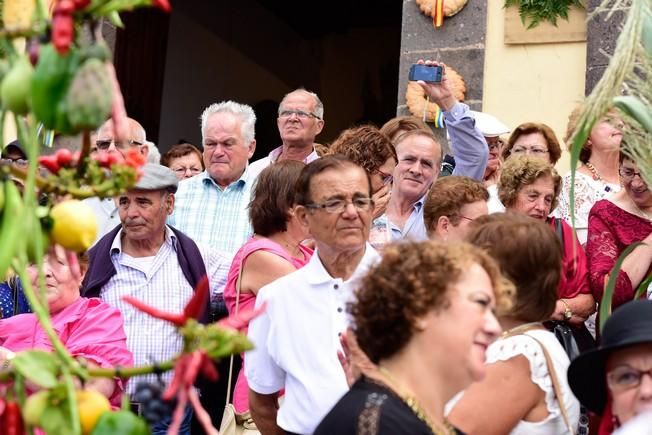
left=408, top=64, right=444, bottom=83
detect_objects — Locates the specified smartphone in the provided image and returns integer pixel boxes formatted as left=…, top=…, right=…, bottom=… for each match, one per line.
left=408, top=64, right=444, bottom=83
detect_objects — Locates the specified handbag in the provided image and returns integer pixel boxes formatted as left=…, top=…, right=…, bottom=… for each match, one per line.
left=219, top=265, right=261, bottom=435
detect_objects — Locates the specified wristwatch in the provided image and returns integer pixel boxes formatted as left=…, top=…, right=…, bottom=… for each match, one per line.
left=560, top=299, right=572, bottom=321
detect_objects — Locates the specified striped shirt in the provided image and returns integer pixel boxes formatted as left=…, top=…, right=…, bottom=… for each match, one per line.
left=99, top=226, right=230, bottom=395
left=168, top=169, right=254, bottom=257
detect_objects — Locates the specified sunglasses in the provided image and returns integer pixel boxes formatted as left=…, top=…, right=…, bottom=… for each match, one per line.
left=95, top=139, right=144, bottom=150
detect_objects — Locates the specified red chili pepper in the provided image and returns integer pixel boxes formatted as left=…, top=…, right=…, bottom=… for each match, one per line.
left=52, top=13, right=74, bottom=55
left=152, top=0, right=171, bottom=12
left=55, top=0, right=75, bottom=14
left=183, top=276, right=209, bottom=321
left=55, top=148, right=73, bottom=167
left=200, top=356, right=218, bottom=381
left=1, top=401, right=26, bottom=435
left=218, top=301, right=267, bottom=331
left=38, top=155, right=61, bottom=174
left=124, top=148, right=146, bottom=169
left=122, top=295, right=186, bottom=326
left=72, top=0, right=91, bottom=10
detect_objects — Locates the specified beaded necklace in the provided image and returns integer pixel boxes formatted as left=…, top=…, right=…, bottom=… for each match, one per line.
left=585, top=161, right=612, bottom=192
left=377, top=366, right=456, bottom=435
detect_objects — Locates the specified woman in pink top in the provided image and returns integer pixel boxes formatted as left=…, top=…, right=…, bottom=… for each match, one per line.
left=0, top=245, right=133, bottom=407
left=224, top=160, right=313, bottom=413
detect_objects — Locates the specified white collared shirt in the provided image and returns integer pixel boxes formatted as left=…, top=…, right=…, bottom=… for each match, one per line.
left=246, top=244, right=380, bottom=434
left=247, top=145, right=319, bottom=180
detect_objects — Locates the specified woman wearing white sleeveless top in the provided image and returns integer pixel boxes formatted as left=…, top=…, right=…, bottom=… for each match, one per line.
left=448, top=213, right=580, bottom=434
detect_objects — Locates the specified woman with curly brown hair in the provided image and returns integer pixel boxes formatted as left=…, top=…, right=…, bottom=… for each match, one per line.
left=499, top=156, right=596, bottom=345
left=315, top=241, right=512, bottom=435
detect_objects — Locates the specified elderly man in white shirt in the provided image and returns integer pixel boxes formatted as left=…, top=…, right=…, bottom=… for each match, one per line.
left=246, top=155, right=380, bottom=435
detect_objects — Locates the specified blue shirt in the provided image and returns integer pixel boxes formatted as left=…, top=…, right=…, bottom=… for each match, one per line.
left=168, top=168, right=254, bottom=257
left=0, top=278, right=31, bottom=319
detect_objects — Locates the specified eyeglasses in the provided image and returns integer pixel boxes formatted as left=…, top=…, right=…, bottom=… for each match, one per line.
left=485, top=137, right=503, bottom=151
left=172, top=166, right=202, bottom=176
left=278, top=109, right=321, bottom=120
left=374, top=169, right=393, bottom=185
left=457, top=215, right=475, bottom=222
left=304, top=197, right=374, bottom=214
left=95, top=139, right=144, bottom=150
left=1, top=158, right=28, bottom=167
left=511, top=146, right=549, bottom=156
left=607, top=365, right=652, bottom=392
left=620, top=167, right=645, bottom=182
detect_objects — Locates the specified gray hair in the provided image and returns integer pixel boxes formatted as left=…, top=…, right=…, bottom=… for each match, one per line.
left=200, top=101, right=256, bottom=145
left=279, top=88, right=324, bottom=120
left=144, top=140, right=161, bottom=164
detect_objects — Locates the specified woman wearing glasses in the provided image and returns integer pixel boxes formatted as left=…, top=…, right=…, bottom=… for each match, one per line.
left=586, top=154, right=652, bottom=311
left=161, top=141, right=205, bottom=180
left=328, top=125, right=397, bottom=249
left=498, top=156, right=596, bottom=350
left=501, top=122, right=563, bottom=165
left=568, top=300, right=652, bottom=434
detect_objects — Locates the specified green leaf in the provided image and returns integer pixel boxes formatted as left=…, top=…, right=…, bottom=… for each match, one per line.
left=107, top=11, right=124, bottom=28
left=40, top=395, right=76, bottom=435
left=11, top=350, right=59, bottom=388
left=643, top=11, right=652, bottom=56
left=599, top=242, right=644, bottom=333
left=634, top=273, right=652, bottom=299
left=613, top=95, right=652, bottom=134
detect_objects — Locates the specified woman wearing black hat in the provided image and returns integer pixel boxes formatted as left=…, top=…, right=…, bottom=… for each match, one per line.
left=568, top=299, right=652, bottom=434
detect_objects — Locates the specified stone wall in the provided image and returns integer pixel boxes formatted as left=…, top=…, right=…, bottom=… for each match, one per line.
left=585, top=0, right=625, bottom=94
left=397, top=0, right=486, bottom=148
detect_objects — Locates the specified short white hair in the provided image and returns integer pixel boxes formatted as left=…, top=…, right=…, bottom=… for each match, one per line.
left=200, top=101, right=256, bottom=145
left=144, top=140, right=161, bottom=164
left=279, top=88, right=324, bottom=120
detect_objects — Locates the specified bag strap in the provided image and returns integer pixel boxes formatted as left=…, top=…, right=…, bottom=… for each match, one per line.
left=503, top=325, right=575, bottom=435
left=10, top=276, right=20, bottom=316
left=225, top=265, right=244, bottom=406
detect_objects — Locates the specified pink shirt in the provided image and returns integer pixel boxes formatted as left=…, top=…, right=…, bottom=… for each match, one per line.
left=0, top=297, right=133, bottom=407
left=223, top=237, right=313, bottom=412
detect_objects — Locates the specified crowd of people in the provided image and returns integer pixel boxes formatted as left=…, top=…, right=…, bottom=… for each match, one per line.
left=1, top=59, right=652, bottom=435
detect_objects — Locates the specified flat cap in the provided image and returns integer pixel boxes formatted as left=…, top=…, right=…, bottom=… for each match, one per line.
left=470, top=111, right=510, bottom=137
left=133, top=163, right=178, bottom=193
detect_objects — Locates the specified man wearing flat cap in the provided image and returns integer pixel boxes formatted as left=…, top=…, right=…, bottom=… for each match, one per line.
left=81, top=163, right=230, bottom=434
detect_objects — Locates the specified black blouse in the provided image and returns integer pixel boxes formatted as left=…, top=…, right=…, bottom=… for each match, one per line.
left=314, top=377, right=465, bottom=435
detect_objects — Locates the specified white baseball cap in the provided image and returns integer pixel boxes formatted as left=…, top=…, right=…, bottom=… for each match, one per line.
left=470, top=111, right=510, bottom=137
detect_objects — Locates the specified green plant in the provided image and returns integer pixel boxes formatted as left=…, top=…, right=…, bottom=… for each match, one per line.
left=505, top=0, right=585, bottom=29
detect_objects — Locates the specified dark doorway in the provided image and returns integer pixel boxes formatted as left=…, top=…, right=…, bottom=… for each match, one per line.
left=115, top=0, right=402, bottom=159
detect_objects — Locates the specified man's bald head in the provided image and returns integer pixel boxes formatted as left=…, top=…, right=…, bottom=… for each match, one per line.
left=95, top=117, right=148, bottom=158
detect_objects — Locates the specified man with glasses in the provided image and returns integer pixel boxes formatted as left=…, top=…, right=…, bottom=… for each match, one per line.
left=248, top=88, right=324, bottom=179
left=85, top=117, right=149, bottom=243
left=246, top=156, right=380, bottom=435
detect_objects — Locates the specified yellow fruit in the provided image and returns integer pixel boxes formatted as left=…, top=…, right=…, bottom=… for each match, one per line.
left=23, top=390, right=50, bottom=427
left=50, top=200, right=98, bottom=252
left=3, top=0, right=36, bottom=29
left=76, top=390, right=111, bottom=435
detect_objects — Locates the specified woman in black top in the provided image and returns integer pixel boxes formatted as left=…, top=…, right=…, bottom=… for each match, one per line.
left=315, top=241, right=514, bottom=435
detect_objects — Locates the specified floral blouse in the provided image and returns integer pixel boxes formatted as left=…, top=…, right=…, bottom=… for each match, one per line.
left=555, top=171, right=620, bottom=245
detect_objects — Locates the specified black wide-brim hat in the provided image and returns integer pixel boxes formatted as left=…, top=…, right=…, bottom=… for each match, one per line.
left=568, top=300, right=652, bottom=414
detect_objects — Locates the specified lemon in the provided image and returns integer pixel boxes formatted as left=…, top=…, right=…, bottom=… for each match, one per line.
left=3, top=0, right=36, bottom=29
left=50, top=200, right=98, bottom=252
left=76, top=390, right=111, bottom=435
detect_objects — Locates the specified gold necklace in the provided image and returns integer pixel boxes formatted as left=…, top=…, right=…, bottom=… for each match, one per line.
left=585, top=161, right=613, bottom=192
left=378, top=366, right=456, bottom=435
